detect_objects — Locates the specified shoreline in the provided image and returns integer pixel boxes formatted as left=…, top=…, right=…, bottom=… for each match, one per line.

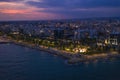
left=1, top=37, right=120, bottom=64
left=11, top=40, right=120, bottom=64
left=68, top=52, right=120, bottom=64
left=12, top=40, right=74, bottom=59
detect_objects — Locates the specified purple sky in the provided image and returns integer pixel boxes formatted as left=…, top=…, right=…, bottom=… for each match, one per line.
left=0, top=0, right=120, bottom=20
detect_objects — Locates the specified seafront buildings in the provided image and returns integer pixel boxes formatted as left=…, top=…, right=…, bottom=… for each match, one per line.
left=0, top=17, right=120, bottom=54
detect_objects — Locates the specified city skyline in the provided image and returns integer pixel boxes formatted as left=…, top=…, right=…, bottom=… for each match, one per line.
left=0, top=0, right=120, bottom=21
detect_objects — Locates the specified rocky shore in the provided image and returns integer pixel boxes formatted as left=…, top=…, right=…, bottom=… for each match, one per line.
left=68, top=52, right=120, bottom=64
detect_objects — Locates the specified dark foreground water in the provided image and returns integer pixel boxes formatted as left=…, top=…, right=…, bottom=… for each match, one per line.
left=0, top=44, right=120, bottom=80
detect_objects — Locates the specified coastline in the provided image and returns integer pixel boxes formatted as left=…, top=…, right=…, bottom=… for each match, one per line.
left=1, top=37, right=120, bottom=64
left=68, top=52, right=120, bottom=64
left=11, top=40, right=120, bottom=64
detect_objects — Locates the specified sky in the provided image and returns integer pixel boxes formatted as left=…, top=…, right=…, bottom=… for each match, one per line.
left=0, top=0, right=120, bottom=21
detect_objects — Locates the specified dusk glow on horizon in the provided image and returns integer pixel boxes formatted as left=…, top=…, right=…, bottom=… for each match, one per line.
left=0, top=0, right=120, bottom=21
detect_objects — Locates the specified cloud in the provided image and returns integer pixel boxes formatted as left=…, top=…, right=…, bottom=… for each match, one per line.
left=0, top=0, right=120, bottom=20
left=26, top=0, right=120, bottom=9
left=26, top=0, right=120, bottom=18
left=37, top=7, right=120, bottom=18
left=0, top=0, right=22, bottom=2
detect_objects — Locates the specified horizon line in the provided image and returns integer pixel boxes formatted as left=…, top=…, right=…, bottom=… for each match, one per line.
left=0, top=16, right=120, bottom=22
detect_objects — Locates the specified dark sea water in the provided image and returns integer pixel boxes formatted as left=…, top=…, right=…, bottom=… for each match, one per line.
left=0, top=44, right=120, bottom=80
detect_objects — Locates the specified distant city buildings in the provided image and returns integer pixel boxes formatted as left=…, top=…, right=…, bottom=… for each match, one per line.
left=106, top=32, right=120, bottom=46
left=0, top=17, right=120, bottom=53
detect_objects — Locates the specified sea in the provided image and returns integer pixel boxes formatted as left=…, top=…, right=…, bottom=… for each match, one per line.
left=0, top=43, right=120, bottom=80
